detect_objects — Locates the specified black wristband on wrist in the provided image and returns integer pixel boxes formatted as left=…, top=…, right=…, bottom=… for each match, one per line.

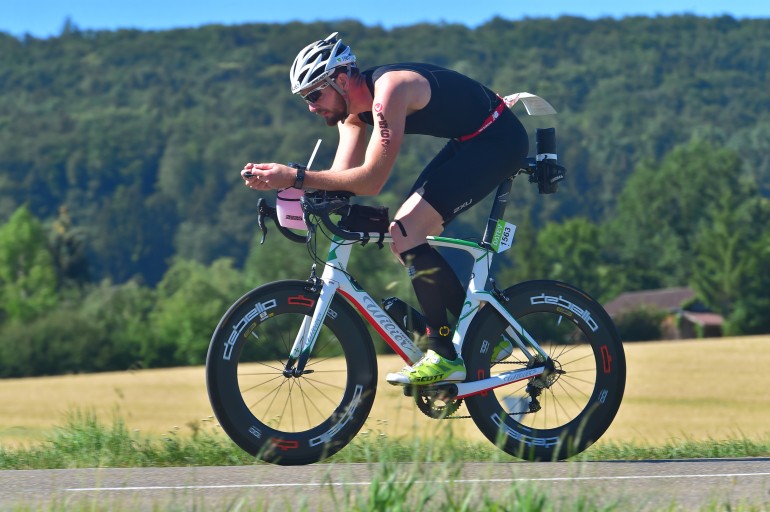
left=288, top=162, right=306, bottom=190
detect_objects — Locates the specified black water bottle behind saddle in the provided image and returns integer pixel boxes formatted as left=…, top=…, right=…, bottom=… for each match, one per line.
left=531, top=127, right=566, bottom=194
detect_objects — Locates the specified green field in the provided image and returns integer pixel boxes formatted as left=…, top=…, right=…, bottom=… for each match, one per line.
left=1, top=336, right=769, bottom=448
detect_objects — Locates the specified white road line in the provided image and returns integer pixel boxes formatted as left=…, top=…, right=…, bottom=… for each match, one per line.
left=66, top=472, right=770, bottom=492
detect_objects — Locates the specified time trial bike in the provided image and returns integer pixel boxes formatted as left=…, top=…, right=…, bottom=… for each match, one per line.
left=205, top=131, right=626, bottom=465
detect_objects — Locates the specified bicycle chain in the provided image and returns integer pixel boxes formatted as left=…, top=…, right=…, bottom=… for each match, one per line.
left=441, top=360, right=536, bottom=420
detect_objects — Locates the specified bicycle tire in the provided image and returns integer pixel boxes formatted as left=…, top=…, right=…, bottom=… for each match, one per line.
left=206, top=280, right=377, bottom=465
left=463, top=280, right=625, bottom=461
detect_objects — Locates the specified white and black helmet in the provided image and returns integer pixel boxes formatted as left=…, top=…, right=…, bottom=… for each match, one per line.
left=289, top=32, right=356, bottom=94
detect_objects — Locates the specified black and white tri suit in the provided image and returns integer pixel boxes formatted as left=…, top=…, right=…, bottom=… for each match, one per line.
left=357, top=62, right=529, bottom=223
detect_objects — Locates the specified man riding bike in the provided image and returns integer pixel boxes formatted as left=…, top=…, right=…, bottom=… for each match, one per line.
left=242, top=32, right=529, bottom=385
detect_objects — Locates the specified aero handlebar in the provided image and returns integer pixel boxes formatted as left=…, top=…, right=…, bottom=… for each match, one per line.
left=256, top=155, right=565, bottom=246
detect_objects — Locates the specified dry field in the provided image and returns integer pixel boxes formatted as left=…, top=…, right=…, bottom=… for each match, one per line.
left=1, top=336, right=769, bottom=448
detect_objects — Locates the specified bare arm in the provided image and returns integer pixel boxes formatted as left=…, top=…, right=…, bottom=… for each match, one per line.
left=329, top=118, right=367, bottom=170
left=244, top=71, right=428, bottom=195
left=302, top=78, right=407, bottom=195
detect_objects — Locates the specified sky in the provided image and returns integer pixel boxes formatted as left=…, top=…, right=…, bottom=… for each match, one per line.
left=2, top=0, right=767, bottom=39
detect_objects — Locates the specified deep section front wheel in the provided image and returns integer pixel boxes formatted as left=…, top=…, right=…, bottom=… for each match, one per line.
left=206, top=280, right=377, bottom=465
left=463, top=280, right=625, bottom=461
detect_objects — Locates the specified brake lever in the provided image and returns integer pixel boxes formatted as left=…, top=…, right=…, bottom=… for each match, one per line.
left=257, top=198, right=271, bottom=244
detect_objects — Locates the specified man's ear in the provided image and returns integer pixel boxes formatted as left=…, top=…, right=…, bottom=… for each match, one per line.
left=335, top=73, right=349, bottom=94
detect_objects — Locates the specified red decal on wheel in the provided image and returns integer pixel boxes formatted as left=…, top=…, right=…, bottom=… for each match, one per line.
left=272, top=438, right=300, bottom=451
left=600, top=345, right=612, bottom=374
left=288, top=295, right=315, bottom=308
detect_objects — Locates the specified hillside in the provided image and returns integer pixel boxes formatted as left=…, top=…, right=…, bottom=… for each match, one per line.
left=2, top=16, right=769, bottom=283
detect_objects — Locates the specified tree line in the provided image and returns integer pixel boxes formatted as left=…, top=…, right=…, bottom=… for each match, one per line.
left=1, top=16, right=769, bottom=376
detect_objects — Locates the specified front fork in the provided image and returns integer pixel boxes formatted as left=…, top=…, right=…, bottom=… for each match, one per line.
left=283, top=276, right=338, bottom=376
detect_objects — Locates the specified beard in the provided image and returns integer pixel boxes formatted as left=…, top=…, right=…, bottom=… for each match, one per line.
left=321, top=90, right=349, bottom=126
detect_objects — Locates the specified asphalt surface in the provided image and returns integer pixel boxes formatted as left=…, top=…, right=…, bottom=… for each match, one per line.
left=2, top=458, right=769, bottom=510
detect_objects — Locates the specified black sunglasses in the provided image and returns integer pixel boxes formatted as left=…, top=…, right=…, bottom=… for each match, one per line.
left=301, top=82, right=329, bottom=103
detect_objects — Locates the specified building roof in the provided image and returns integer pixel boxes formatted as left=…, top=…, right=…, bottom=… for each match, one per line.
left=681, top=311, right=724, bottom=326
left=604, top=287, right=695, bottom=316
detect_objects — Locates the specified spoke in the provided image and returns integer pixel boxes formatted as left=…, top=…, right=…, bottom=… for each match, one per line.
left=560, top=373, right=597, bottom=387
left=295, top=379, right=333, bottom=423
left=256, top=316, right=301, bottom=369
left=257, top=379, right=288, bottom=416
left=546, top=387, right=563, bottom=426
left=246, top=360, right=287, bottom=373
left=289, top=379, right=303, bottom=432
left=550, top=342, right=578, bottom=359
left=239, top=371, right=287, bottom=377
left=248, top=378, right=290, bottom=423
left=299, top=376, right=348, bottom=392
left=550, top=382, right=585, bottom=419
left=240, top=374, right=285, bottom=394
left=301, top=375, right=345, bottom=408
left=295, top=379, right=315, bottom=429
left=306, top=355, right=342, bottom=368
left=561, top=367, right=598, bottom=374
left=497, top=382, right=528, bottom=404
left=557, top=374, right=594, bottom=398
left=275, top=379, right=296, bottom=431
left=284, top=382, right=296, bottom=431
left=557, top=351, right=595, bottom=367
left=305, top=338, right=344, bottom=367
left=309, top=335, right=338, bottom=358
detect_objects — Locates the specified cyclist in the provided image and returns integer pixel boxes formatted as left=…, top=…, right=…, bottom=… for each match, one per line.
left=242, top=32, right=528, bottom=385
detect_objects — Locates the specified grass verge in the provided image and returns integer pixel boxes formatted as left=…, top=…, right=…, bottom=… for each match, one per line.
left=3, top=412, right=769, bottom=511
left=1, top=410, right=770, bottom=470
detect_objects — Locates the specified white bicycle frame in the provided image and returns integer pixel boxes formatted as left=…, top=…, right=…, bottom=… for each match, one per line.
left=288, top=232, right=551, bottom=400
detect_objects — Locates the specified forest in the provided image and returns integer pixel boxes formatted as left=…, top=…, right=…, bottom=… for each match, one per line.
left=1, top=15, right=769, bottom=376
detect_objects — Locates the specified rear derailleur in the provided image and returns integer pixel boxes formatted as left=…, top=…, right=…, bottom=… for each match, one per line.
left=520, top=356, right=564, bottom=415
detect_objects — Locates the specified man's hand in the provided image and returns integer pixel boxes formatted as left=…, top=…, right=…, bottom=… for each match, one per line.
left=241, top=163, right=295, bottom=190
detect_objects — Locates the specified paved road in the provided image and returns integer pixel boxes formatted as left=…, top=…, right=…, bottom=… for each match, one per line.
left=2, top=459, right=769, bottom=510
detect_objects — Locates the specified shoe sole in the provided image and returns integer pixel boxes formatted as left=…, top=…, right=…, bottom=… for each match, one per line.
left=386, top=372, right=466, bottom=386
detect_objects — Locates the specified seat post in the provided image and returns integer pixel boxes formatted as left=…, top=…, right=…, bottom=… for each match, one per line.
left=482, top=176, right=514, bottom=248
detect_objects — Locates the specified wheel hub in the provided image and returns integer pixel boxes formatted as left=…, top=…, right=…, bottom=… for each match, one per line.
left=282, top=368, right=315, bottom=378
left=527, top=356, right=564, bottom=390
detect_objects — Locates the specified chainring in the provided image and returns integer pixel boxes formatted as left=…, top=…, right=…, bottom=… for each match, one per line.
left=414, top=390, right=463, bottom=419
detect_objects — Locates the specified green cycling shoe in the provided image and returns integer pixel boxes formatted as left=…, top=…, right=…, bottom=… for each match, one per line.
left=386, top=336, right=513, bottom=386
left=386, top=350, right=466, bottom=386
